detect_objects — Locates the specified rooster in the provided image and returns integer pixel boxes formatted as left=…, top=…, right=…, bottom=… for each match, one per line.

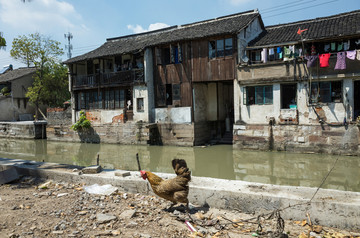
left=139, top=158, right=191, bottom=210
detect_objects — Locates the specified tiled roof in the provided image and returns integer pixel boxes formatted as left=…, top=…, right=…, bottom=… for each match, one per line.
left=249, top=9, right=360, bottom=48
left=65, top=10, right=261, bottom=64
left=0, top=67, right=36, bottom=83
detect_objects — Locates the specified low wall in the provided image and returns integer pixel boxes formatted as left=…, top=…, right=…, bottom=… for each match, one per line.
left=233, top=123, right=360, bottom=155
left=0, top=121, right=47, bottom=139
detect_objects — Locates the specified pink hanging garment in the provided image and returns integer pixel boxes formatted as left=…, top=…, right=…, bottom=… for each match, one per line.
left=346, top=50, right=356, bottom=60
left=334, top=52, right=346, bottom=70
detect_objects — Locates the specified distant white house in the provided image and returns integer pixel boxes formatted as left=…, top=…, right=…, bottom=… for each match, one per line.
left=0, top=66, right=39, bottom=121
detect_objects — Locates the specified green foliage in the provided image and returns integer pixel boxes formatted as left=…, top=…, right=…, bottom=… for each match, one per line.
left=10, top=33, right=67, bottom=119
left=26, top=63, right=70, bottom=107
left=10, top=33, right=63, bottom=67
left=71, top=111, right=91, bottom=131
left=0, top=32, right=6, bottom=50
left=0, top=87, right=10, bottom=96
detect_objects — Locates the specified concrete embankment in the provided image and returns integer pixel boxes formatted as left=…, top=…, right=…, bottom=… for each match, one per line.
left=1, top=158, right=359, bottom=232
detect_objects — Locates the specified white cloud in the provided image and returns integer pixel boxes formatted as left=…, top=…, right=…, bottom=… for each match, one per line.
left=127, top=22, right=170, bottom=34
left=0, top=0, right=85, bottom=34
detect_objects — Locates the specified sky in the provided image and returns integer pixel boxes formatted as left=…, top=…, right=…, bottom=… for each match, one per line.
left=0, top=0, right=359, bottom=69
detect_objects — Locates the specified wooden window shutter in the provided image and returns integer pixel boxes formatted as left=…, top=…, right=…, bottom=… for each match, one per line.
left=155, top=47, right=162, bottom=65
left=243, top=87, right=247, bottom=105
left=170, top=44, right=175, bottom=63
left=178, top=43, right=182, bottom=62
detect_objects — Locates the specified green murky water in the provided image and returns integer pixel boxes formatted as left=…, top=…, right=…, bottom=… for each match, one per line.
left=0, top=138, right=359, bottom=192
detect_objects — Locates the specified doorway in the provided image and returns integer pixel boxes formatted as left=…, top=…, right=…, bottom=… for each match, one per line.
left=354, top=81, right=360, bottom=120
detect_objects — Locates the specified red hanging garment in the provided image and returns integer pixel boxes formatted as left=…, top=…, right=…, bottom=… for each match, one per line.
left=319, top=53, right=330, bottom=67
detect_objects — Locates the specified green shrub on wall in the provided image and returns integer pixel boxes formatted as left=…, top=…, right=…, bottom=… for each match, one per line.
left=71, top=111, right=91, bottom=131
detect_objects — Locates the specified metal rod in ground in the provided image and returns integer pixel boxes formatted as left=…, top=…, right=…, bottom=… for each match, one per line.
left=136, top=153, right=142, bottom=171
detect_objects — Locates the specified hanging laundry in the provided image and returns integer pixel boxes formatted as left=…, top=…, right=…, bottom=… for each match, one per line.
left=277, top=47, right=282, bottom=54
left=355, top=39, right=360, bottom=45
left=337, top=42, right=343, bottom=51
left=261, top=48, right=268, bottom=63
left=331, top=42, right=336, bottom=51
left=305, top=55, right=318, bottom=67
left=356, top=50, right=360, bottom=60
left=346, top=50, right=356, bottom=60
left=269, top=48, right=275, bottom=55
left=283, top=46, right=292, bottom=61
left=343, top=40, right=350, bottom=51
left=334, top=52, right=346, bottom=70
left=319, top=53, right=330, bottom=67
left=324, top=44, right=330, bottom=52
left=298, top=48, right=303, bottom=57
left=311, top=44, right=316, bottom=55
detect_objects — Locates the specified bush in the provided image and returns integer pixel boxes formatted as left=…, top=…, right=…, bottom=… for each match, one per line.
left=0, top=87, right=10, bottom=96
left=71, top=111, right=91, bottom=131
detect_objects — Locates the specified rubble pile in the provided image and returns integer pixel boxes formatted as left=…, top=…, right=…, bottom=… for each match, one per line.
left=0, top=177, right=358, bottom=237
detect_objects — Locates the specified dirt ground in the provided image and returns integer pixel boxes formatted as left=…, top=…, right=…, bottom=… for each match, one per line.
left=0, top=176, right=359, bottom=238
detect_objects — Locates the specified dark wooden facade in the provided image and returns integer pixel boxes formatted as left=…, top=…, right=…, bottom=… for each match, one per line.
left=153, top=36, right=237, bottom=109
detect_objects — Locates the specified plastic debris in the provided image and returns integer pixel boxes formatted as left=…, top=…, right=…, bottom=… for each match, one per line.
left=83, top=184, right=118, bottom=195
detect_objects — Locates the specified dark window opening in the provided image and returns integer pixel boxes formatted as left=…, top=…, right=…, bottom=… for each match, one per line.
left=281, top=84, right=297, bottom=109
left=209, top=37, right=233, bottom=59
left=162, top=47, right=170, bottom=65
left=250, top=50, right=261, bottom=64
left=244, top=85, right=273, bottom=105
left=310, top=81, right=342, bottom=104
left=137, top=98, right=144, bottom=112
left=166, top=84, right=172, bottom=105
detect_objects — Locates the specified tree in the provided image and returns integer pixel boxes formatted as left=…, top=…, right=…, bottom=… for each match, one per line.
left=10, top=33, right=69, bottom=119
left=26, top=63, right=70, bottom=108
left=0, top=32, right=5, bottom=50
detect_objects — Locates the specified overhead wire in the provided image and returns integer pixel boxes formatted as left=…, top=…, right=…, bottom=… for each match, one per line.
left=262, top=0, right=340, bottom=18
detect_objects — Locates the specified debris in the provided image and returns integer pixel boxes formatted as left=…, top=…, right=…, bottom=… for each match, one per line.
left=57, top=193, right=69, bottom=197
left=120, top=209, right=137, bottom=219
left=96, top=213, right=117, bottom=224
left=185, top=220, right=197, bottom=232
left=82, top=165, right=102, bottom=174
left=83, top=184, right=118, bottom=195
left=38, top=180, right=53, bottom=189
left=0, top=166, right=19, bottom=185
left=115, top=171, right=131, bottom=177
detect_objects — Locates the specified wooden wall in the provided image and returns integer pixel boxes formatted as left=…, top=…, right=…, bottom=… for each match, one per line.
left=154, top=37, right=236, bottom=108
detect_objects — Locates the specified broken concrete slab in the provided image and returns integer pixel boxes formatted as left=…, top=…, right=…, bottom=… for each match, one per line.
left=115, top=171, right=131, bottom=177
left=0, top=166, right=19, bottom=185
left=82, top=165, right=102, bottom=174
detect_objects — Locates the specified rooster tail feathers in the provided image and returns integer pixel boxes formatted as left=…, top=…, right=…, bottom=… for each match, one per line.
left=172, top=158, right=191, bottom=180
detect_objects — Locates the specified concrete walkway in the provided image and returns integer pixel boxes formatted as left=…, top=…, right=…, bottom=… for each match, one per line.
left=0, top=157, right=359, bottom=232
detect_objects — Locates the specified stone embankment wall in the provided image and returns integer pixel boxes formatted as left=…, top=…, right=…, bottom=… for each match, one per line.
left=0, top=121, right=47, bottom=139
left=233, top=123, right=360, bottom=155
left=46, top=107, right=151, bottom=144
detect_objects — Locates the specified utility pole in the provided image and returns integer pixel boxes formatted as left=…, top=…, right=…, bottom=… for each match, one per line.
left=64, top=32, right=73, bottom=59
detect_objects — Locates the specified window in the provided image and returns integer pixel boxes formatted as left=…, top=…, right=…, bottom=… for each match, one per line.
left=281, top=84, right=297, bottom=109
left=209, top=37, right=233, bottom=59
left=224, top=38, right=233, bottom=56
left=310, top=81, right=342, bottom=104
left=171, top=45, right=182, bottom=64
left=137, top=98, right=144, bottom=112
left=250, top=50, right=261, bottom=64
left=166, top=84, right=172, bottom=105
left=244, top=85, right=273, bottom=105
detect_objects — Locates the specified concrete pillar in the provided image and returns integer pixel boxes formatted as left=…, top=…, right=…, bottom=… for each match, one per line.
left=234, top=80, right=241, bottom=123
left=144, top=48, right=155, bottom=123
left=273, top=84, right=281, bottom=121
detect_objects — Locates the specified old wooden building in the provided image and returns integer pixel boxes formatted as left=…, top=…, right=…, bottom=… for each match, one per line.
left=234, top=10, right=360, bottom=154
left=63, top=10, right=264, bottom=145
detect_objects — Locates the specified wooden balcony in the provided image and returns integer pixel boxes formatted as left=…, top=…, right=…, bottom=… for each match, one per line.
left=72, top=69, right=144, bottom=90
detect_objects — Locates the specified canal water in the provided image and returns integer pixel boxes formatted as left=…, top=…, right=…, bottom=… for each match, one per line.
left=0, top=138, right=359, bottom=192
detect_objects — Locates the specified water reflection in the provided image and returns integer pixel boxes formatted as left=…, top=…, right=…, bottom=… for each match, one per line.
left=0, top=138, right=359, bottom=192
